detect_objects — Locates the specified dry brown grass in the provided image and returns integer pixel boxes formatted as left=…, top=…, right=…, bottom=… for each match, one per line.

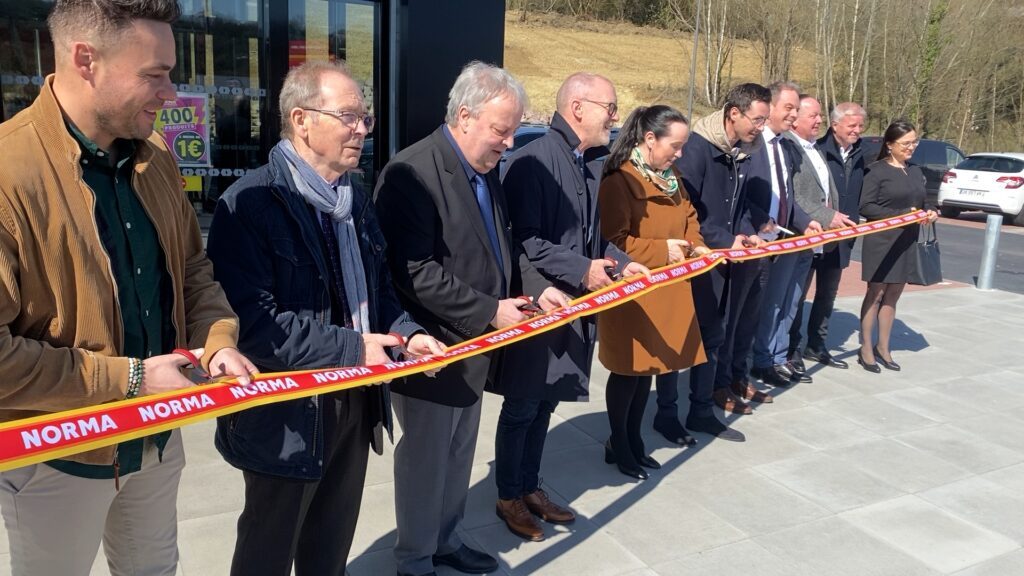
left=504, top=12, right=816, bottom=123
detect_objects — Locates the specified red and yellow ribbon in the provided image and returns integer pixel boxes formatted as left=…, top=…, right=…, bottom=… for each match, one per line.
left=0, top=211, right=928, bottom=471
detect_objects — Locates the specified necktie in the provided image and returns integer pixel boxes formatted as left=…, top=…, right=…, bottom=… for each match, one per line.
left=472, top=174, right=505, bottom=277
left=771, top=136, right=789, bottom=228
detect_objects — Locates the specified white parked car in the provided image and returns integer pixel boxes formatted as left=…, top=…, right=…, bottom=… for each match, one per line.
left=938, top=153, right=1024, bottom=225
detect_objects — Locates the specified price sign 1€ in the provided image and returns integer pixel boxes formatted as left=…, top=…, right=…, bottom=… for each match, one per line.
left=173, top=131, right=207, bottom=163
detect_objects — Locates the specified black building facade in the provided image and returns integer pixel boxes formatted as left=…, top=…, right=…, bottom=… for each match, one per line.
left=0, top=0, right=505, bottom=208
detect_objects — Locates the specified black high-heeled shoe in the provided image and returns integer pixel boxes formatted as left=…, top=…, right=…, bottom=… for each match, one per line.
left=874, top=347, right=901, bottom=371
left=604, top=440, right=649, bottom=480
left=857, top=348, right=881, bottom=373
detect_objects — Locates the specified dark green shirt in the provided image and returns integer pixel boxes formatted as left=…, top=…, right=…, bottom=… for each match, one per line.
left=47, top=123, right=175, bottom=479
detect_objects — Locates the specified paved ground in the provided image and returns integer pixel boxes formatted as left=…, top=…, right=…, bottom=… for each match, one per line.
left=2, top=286, right=1022, bottom=575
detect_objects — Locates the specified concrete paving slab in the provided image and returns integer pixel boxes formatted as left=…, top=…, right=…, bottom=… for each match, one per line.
left=818, top=395, right=942, bottom=436
left=918, top=476, right=1024, bottom=544
left=840, top=495, right=1019, bottom=573
left=571, top=482, right=747, bottom=566
left=893, top=424, right=1024, bottom=474
left=825, top=438, right=972, bottom=493
left=950, top=549, right=1024, bottom=575
left=980, top=462, right=1024, bottom=492
left=686, top=469, right=831, bottom=535
left=875, top=386, right=988, bottom=423
left=756, top=405, right=882, bottom=450
left=753, top=452, right=906, bottom=513
left=650, top=539, right=816, bottom=576
left=755, top=516, right=939, bottom=576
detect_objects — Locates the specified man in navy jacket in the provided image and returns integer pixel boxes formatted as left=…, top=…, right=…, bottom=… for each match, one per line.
left=490, top=73, right=647, bottom=541
left=663, top=82, right=775, bottom=444
left=207, top=61, right=443, bottom=576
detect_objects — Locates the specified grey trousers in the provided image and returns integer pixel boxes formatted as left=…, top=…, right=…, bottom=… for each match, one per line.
left=392, top=393, right=483, bottom=576
left=0, top=430, right=185, bottom=576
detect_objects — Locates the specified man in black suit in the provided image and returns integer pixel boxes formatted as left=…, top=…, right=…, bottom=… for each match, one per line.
left=749, top=81, right=820, bottom=389
left=668, top=82, right=775, bottom=443
left=786, top=101, right=867, bottom=369
left=375, top=61, right=567, bottom=576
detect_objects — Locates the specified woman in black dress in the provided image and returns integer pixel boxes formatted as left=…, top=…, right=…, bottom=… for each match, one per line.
left=857, top=120, right=938, bottom=372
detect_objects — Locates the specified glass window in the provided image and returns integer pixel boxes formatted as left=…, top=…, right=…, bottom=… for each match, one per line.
left=174, top=0, right=265, bottom=211
left=287, top=0, right=379, bottom=190
left=946, top=146, right=965, bottom=167
left=910, top=141, right=948, bottom=166
left=0, top=0, right=55, bottom=121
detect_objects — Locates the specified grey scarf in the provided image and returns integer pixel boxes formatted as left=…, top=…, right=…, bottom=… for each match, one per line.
left=275, top=139, right=370, bottom=333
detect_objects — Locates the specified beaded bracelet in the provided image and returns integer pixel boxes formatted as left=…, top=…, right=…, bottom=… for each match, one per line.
left=126, top=357, right=144, bottom=399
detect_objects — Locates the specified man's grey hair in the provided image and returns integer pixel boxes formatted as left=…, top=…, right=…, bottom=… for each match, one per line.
left=831, top=101, right=867, bottom=124
left=279, top=60, right=353, bottom=139
left=445, top=61, right=528, bottom=127
left=768, top=80, right=802, bottom=103
left=555, top=72, right=612, bottom=113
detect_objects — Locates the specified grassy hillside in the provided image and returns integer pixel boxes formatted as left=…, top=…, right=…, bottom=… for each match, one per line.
left=504, top=12, right=815, bottom=123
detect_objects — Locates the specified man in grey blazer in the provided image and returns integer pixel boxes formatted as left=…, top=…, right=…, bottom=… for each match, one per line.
left=784, top=95, right=857, bottom=370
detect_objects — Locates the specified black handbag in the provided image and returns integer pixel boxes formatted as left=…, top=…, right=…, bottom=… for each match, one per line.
left=908, top=222, right=942, bottom=286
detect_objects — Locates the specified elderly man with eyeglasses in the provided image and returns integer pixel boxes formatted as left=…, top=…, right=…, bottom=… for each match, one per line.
left=207, top=60, right=445, bottom=576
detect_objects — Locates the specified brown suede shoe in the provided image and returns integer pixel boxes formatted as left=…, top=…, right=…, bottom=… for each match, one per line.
left=496, top=498, right=544, bottom=541
left=713, top=388, right=753, bottom=415
left=730, top=379, right=773, bottom=404
left=523, top=489, right=576, bottom=524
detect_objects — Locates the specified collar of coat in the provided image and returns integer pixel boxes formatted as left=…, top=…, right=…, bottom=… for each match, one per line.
left=548, top=112, right=611, bottom=163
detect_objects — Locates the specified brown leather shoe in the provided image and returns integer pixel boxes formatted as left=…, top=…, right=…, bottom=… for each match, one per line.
left=730, top=379, right=773, bottom=404
left=523, top=489, right=576, bottom=524
left=713, top=388, right=753, bottom=415
left=496, top=498, right=544, bottom=541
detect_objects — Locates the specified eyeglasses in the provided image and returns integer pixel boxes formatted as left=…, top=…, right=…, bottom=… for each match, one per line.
left=581, top=99, right=618, bottom=117
left=895, top=139, right=920, bottom=150
left=302, top=108, right=375, bottom=132
left=741, top=111, right=769, bottom=128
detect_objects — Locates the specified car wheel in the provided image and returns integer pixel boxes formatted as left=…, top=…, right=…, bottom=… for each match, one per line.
left=939, top=206, right=961, bottom=219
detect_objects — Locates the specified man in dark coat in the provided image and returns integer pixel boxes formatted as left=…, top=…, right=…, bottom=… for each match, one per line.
left=375, top=62, right=567, bottom=576
left=207, top=62, right=444, bottom=576
left=666, top=82, right=776, bottom=444
left=489, top=73, right=648, bottom=541
left=787, top=101, right=867, bottom=369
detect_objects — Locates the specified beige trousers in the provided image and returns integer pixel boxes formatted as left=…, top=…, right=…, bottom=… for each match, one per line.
left=0, top=430, right=185, bottom=576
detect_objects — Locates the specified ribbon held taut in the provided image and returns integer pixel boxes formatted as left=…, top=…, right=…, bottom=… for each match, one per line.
left=0, top=211, right=929, bottom=471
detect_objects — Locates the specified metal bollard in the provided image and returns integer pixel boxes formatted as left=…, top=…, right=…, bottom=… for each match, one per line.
left=977, top=213, right=1003, bottom=290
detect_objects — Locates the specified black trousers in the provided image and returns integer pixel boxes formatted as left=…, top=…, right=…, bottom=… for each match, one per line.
left=789, top=253, right=844, bottom=359
left=606, top=373, right=653, bottom=467
left=230, top=389, right=372, bottom=576
left=718, top=259, right=767, bottom=387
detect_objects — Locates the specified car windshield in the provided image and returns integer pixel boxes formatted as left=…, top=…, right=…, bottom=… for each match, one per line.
left=957, top=155, right=1024, bottom=174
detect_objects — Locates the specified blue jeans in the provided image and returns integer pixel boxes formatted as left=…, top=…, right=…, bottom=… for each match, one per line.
left=494, top=397, right=557, bottom=500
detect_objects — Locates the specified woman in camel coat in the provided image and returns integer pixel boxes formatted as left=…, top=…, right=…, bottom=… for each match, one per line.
left=597, top=104, right=707, bottom=480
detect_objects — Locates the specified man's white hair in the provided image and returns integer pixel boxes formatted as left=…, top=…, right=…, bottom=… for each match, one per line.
left=445, top=61, right=527, bottom=126
left=831, top=102, right=867, bottom=124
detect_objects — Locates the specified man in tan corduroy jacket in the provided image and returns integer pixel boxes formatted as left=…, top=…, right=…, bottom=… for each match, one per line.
left=0, top=1, right=256, bottom=574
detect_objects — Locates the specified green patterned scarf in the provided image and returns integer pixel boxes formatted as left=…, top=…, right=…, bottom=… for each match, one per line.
left=629, top=147, right=679, bottom=196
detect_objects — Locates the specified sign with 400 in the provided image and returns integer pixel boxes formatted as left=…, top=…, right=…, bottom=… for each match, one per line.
left=155, top=93, right=211, bottom=168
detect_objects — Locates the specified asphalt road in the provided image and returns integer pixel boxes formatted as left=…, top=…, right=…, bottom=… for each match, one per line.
left=852, top=215, right=1024, bottom=294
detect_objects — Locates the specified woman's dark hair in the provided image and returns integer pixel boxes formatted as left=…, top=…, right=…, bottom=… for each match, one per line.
left=877, top=119, right=917, bottom=161
left=604, top=105, right=689, bottom=175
